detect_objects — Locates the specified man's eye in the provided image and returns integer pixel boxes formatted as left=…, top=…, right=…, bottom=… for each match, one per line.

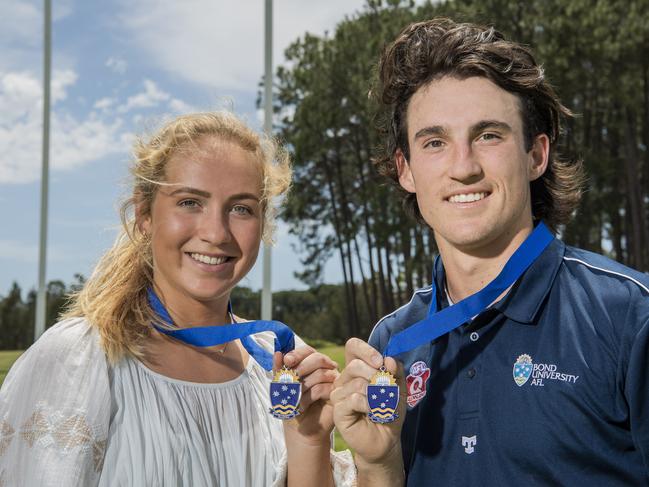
left=178, top=199, right=200, bottom=208
left=479, top=133, right=500, bottom=141
left=424, top=139, right=444, bottom=149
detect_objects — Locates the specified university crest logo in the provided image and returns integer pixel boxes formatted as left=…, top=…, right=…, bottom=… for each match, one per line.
left=513, top=354, right=533, bottom=387
left=367, top=370, right=399, bottom=423
left=269, top=367, right=301, bottom=419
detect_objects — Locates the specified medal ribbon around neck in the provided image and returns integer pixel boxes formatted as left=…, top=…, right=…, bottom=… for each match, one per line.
left=384, top=222, right=555, bottom=358
left=368, top=223, right=554, bottom=424
left=148, top=289, right=302, bottom=419
left=147, top=288, right=295, bottom=372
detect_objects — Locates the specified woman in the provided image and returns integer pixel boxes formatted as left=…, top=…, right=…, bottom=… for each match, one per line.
left=0, top=112, right=354, bottom=486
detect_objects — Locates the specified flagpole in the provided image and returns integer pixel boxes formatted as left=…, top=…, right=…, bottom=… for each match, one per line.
left=261, top=0, right=273, bottom=320
left=35, top=0, right=52, bottom=339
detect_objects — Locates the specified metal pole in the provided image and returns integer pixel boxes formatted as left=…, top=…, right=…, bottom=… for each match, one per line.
left=261, top=0, right=273, bottom=320
left=35, top=0, right=51, bottom=339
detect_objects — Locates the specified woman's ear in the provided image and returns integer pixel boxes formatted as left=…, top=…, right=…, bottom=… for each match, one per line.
left=134, top=197, right=152, bottom=236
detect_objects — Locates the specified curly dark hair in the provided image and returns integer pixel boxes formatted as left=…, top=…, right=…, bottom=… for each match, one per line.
left=373, top=18, right=584, bottom=231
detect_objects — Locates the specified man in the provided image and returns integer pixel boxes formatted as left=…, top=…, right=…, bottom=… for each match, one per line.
left=331, top=18, right=649, bottom=486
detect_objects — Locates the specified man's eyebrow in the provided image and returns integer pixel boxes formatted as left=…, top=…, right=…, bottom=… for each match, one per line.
left=471, top=120, right=513, bottom=133
left=413, top=125, right=448, bottom=141
left=168, top=187, right=211, bottom=198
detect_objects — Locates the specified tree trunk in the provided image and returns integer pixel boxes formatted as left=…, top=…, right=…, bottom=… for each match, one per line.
left=623, top=107, right=646, bottom=270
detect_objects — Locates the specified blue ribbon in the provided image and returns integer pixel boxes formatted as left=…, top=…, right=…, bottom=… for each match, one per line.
left=384, top=222, right=554, bottom=357
left=147, top=289, right=295, bottom=371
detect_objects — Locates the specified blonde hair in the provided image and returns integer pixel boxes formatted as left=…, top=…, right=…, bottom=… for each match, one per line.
left=63, top=111, right=292, bottom=363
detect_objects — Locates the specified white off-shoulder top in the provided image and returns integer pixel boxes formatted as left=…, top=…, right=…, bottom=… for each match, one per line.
left=0, top=318, right=354, bottom=486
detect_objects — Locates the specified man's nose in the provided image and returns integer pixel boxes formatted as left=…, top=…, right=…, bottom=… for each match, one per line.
left=448, top=144, right=483, bottom=183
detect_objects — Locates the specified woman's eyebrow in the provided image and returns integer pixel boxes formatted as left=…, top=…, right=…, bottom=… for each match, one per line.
left=168, top=186, right=211, bottom=198
left=229, top=192, right=261, bottom=202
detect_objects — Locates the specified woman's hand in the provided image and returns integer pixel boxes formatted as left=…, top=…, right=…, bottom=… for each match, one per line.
left=274, top=346, right=338, bottom=487
left=273, top=346, right=338, bottom=445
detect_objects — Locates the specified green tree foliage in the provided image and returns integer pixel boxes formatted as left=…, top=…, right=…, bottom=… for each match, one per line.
left=0, top=280, right=357, bottom=349
left=232, top=285, right=358, bottom=343
left=0, top=275, right=85, bottom=349
left=275, top=1, right=443, bottom=337
left=273, top=0, right=649, bottom=335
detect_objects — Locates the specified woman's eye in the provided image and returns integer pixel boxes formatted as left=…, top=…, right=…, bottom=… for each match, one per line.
left=231, top=204, right=252, bottom=215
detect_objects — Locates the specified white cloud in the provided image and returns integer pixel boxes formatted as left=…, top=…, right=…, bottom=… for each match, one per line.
left=51, top=69, right=78, bottom=103
left=0, top=1, right=41, bottom=48
left=117, top=79, right=170, bottom=113
left=106, top=56, right=127, bottom=74
left=168, top=97, right=196, bottom=114
left=94, top=97, right=116, bottom=110
left=0, top=70, right=131, bottom=184
left=116, top=0, right=367, bottom=90
left=0, top=0, right=74, bottom=71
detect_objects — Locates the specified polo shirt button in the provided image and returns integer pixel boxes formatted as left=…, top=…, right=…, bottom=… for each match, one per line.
left=467, top=368, right=477, bottom=379
left=470, top=331, right=479, bottom=342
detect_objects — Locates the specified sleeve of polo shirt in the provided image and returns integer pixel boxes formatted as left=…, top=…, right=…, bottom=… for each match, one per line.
left=368, top=319, right=390, bottom=355
left=625, top=315, right=649, bottom=474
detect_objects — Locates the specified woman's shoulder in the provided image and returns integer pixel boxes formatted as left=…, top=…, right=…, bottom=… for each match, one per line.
left=29, top=316, right=102, bottom=360
left=2, top=317, right=107, bottom=394
left=0, top=318, right=112, bottom=486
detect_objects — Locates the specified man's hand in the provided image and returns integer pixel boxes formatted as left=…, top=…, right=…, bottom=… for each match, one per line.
left=331, top=338, right=406, bottom=485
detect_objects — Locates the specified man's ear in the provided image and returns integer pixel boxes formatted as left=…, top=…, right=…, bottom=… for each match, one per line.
left=396, top=149, right=416, bottom=193
left=528, top=133, right=550, bottom=182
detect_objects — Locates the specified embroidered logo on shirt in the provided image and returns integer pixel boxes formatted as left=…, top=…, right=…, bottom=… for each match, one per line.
left=406, top=361, right=431, bottom=407
left=513, top=354, right=579, bottom=387
left=461, top=435, right=477, bottom=454
left=513, top=354, right=533, bottom=386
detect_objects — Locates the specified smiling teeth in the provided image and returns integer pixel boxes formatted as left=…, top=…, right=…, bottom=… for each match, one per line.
left=449, top=192, right=487, bottom=203
left=190, top=253, right=228, bottom=265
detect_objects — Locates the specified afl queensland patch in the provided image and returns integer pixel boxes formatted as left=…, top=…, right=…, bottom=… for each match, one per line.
left=406, top=360, right=431, bottom=408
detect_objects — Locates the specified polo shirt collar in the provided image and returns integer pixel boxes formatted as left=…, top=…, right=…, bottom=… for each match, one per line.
left=432, top=236, right=565, bottom=324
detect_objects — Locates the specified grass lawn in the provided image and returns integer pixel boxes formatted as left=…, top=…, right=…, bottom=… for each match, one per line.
left=0, top=350, right=23, bottom=386
left=319, top=344, right=350, bottom=452
left=0, top=346, right=352, bottom=451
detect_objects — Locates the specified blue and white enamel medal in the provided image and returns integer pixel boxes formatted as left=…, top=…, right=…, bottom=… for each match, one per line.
left=269, top=365, right=301, bottom=420
left=367, top=367, right=399, bottom=423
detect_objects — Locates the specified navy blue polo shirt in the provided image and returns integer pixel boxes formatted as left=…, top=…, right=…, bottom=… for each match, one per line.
left=369, top=239, right=649, bottom=486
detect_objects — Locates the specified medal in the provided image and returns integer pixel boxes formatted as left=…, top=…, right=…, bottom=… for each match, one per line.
left=367, top=367, right=399, bottom=423
left=269, top=365, right=302, bottom=420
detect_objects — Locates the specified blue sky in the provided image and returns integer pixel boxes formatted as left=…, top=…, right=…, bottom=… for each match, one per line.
left=0, top=0, right=371, bottom=295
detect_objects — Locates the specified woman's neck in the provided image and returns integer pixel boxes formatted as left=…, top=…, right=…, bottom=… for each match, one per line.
left=152, top=284, right=231, bottom=328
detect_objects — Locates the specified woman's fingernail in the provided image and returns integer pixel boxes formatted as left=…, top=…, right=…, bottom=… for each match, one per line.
left=372, top=354, right=383, bottom=367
